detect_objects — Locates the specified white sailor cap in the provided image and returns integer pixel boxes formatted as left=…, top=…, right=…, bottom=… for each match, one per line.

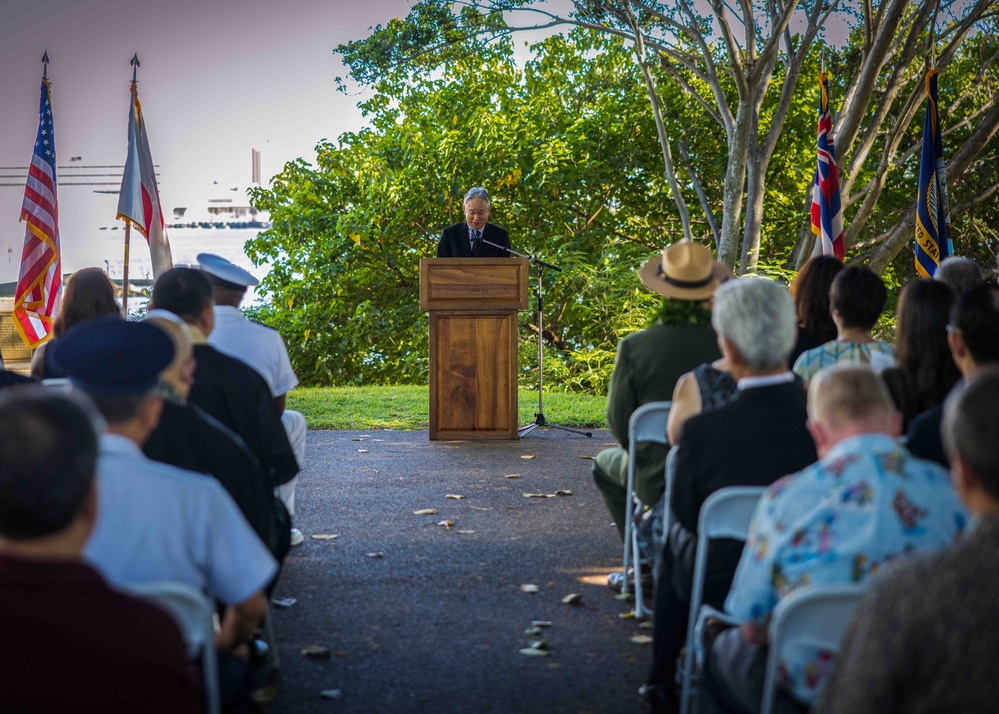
left=197, top=253, right=259, bottom=290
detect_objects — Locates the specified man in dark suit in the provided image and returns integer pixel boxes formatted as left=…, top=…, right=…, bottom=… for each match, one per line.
left=641, top=277, right=818, bottom=714
left=907, top=283, right=999, bottom=467
left=436, top=186, right=512, bottom=258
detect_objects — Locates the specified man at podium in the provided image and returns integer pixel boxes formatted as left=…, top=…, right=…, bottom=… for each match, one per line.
left=436, top=187, right=512, bottom=258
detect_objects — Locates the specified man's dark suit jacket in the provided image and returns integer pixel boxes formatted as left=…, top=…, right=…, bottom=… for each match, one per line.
left=669, top=380, right=818, bottom=600
left=436, top=222, right=511, bottom=258
left=906, top=404, right=947, bottom=468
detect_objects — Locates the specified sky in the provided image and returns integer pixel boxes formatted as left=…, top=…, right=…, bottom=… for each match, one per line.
left=0, top=0, right=418, bottom=280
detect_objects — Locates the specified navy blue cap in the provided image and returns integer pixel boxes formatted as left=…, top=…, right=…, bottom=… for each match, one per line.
left=50, top=318, right=175, bottom=396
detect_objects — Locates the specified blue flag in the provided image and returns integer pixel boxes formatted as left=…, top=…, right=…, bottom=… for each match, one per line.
left=914, top=68, right=952, bottom=277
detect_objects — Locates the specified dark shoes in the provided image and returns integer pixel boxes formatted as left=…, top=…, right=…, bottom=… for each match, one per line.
left=638, top=683, right=680, bottom=714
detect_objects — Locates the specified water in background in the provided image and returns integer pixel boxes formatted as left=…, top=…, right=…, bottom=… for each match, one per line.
left=97, top=226, right=271, bottom=308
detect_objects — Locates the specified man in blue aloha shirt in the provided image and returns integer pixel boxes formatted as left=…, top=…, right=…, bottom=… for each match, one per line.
left=697, top=363, right=967, bottom=714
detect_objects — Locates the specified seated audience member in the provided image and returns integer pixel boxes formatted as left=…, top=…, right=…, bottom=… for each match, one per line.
left=788, top=255, right=844, bottom=366
left=30, top=267, right=120, bottom=380
left=697, top=364, right=966, bottom=714
left=641, top=277, right=818, bottom=714
left=793, top=266, right=893, bottom=385
left=907, top=283, right=999, bottom=467
left=150, top=267, right=300, bottom=533
left=665, top=355, right=737, bottom=447
left=51, top=319, right=277, bottom=705
left=880, top=280, right=960, bottom=429
left=0, top=368, right=35, bottom=389
left=198, top=253, right=307, bottom=546
left=0, top=387, right=198, bottom=713
left=818, top=370, right=999, bottom=714
left=593, top=241, right=729, bottom=567
left=934, top=255, right=983, bottom=296
left=143, top=313, right=288, bottom=562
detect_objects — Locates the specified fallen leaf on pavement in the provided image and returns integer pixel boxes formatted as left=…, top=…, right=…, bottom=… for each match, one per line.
left=529, top=639, right=549, bottom=651
left=366, top=552, right=384, bottom=558
left=618, top=611, right=636, bottom=619
left=519, top=648, right=550, bottom=657
left=351, top=437, right=367, bottom=442
left=524, top=627, right=543, bottom=636
left=311, top=534, right=338, bottom=540
left=562, top=593, right=583, bottom=605
left=520, top=584, right=539, bottom=593
left=357, top=448, right=370, bottom=453
left=456, top=529, right=476, bottom=534
left=470, top=506, right=492, bottom=511
left=301, top=645, right=331, bottom=659
left=639, top=621, right=654, bottom=629
left=631, top=635, right=654, bottom=645
left=437, top=520, right=454, bottom=529
left=445, top=494, right=465, bottom=500
left=271, top=597, right=297, bottom=608
left=522, top=493, right=548, bottom=498
left=504, top=474, right=522, bottom=479
left=554, top=490, right=574, bottom=496
left=615, top=592, right=635, bottom=602
left=413, top=508, right=438, bottom=515
left=319, top=689, right=343, bottom=700
left=532, top=621, right=553, bottom=628
left=520, top=455, right=536, bottom=460
left=250, top=686, right=277, bottom=705
left=579, top=455, right=594, bottom=460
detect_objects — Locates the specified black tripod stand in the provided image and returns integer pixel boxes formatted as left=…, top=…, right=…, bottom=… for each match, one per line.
left=476, top=237, right=592, bottom=439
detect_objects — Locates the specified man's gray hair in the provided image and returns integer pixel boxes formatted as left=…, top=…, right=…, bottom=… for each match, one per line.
left=712, top=277, right=796, bottom=371
left=943, top=368, right=999, bottom=497
left=463, top=187, right=491, bottom=206
left=935, top=256, right=983, bottom=297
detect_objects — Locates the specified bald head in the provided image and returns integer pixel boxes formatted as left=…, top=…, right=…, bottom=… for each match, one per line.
left=807, top=364, right=900, bottom=457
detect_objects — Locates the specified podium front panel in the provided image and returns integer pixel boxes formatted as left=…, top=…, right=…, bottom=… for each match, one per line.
left=429, top=311, right=518, bottom=440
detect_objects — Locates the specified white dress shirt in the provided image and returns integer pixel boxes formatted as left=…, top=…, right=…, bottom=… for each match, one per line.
left=209, top=306, right=299, bottom=397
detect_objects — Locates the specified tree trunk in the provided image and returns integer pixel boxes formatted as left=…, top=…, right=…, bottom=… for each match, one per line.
left=718, top=103, right=751, bottom=269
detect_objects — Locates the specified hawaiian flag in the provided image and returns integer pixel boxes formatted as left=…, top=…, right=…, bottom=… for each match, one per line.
left=811, top=71, right=845, bottom=260
left=914, top=68, right=952, bottom=278
left=14, top=76, right=62, bottom=349
left=117, top=79, right=172, bottom=277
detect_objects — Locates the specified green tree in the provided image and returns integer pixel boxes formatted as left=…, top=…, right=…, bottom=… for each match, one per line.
left=250, top=30, right=689, bottom=389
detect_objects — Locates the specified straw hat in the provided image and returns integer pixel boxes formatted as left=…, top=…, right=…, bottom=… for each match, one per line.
left=638, top=240, right=731, bottom=301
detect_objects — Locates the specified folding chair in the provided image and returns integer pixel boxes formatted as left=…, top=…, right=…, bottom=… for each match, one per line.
left=124, top=581, right=221, bottom=714
left=678, top=486, right=766, bottom=714
left=760, top=583, right=865, bottom=714
left=622, top=401, right=671, bottom=618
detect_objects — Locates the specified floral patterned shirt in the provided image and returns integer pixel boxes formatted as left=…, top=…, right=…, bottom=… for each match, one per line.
left=792, top=340, right=895, bottom=386
left=724, top=434, right=967, bottom=705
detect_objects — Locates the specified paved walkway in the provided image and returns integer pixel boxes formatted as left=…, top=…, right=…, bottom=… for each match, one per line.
left=269, top=428, right=651, bottom=713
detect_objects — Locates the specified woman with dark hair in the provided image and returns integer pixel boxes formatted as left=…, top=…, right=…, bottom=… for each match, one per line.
left=881, top=279, right=960, bottom=430
left=30, top=268, right=120, bottom=379
left=788, top=255, right=844, bottom=365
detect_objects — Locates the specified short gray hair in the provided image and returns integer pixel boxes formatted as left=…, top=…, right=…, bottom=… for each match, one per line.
left=935, top=256, right=983, bottom=297
left=712, top=277, right=796, bottom=371
left=807, top=363, right=895, bottom=425
left=463, top=187, right=491, bottom=206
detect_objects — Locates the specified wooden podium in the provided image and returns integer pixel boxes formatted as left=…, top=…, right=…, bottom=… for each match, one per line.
left=420, top=258, right=529, bottom=440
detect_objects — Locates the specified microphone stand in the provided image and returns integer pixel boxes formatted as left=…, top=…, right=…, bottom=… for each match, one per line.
left=477, top=237, right=592, bottom=440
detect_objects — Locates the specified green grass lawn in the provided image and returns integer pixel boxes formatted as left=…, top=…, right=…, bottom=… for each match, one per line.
left=286, top=385, right=608, bottom=430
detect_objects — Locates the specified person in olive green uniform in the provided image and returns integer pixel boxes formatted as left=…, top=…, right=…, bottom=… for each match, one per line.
left=593, top=241, right=730, bottom=541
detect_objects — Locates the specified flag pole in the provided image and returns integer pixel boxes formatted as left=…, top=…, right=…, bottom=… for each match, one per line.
left=120, top=53, right=140, bottom=317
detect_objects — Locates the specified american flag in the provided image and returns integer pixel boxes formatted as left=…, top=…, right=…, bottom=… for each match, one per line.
left=117, top=79, right=172, bottom=277
left=810, top=71, right=845, bottom=261
left=14, top=76, right=62, bottom=349
left=914, top=68, right=952, bottom=278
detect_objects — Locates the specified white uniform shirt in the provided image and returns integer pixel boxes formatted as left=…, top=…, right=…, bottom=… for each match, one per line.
left=208, top=306, right=299, bottom=397
left=85, top=434, right=278, bottom=605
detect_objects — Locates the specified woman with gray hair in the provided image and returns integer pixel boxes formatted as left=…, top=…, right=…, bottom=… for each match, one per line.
left=436, top=186, right=512, bottom=258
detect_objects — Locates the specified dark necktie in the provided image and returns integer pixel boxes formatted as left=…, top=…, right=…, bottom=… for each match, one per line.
left=471, top=229, right=480, bottom=254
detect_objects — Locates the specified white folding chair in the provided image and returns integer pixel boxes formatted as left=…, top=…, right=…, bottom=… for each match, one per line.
left=123, top=581, right=221, bottom=714
left=760, top=583, right=865, bottom=714
left=622, top=401, right=671, bottom=618
left=678, top=486, right=766, bottom=714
